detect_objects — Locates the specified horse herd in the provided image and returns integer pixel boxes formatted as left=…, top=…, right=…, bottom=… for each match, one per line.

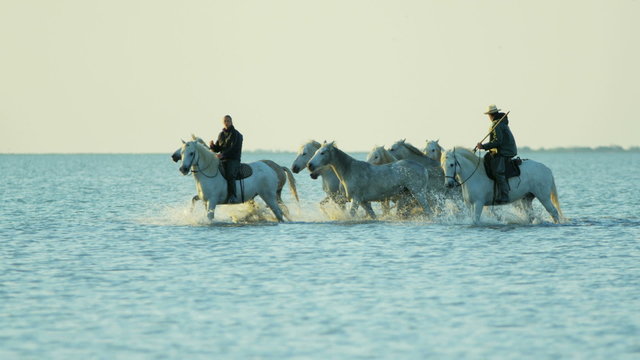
left=172, top=137, right=563, bottom=224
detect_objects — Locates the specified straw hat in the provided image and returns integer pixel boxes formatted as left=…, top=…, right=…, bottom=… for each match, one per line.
left=483, top=104, right=500, bottom=114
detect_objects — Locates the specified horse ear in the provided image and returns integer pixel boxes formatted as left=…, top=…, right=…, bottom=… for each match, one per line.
left=323, top=140, right=327, bottom=144
left=181, top=139, right=186, bottom=144
left=402, top=138, right=406, bottom=143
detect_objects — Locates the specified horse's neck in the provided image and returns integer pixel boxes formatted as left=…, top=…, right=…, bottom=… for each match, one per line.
left=457, top=155, right=488, bottom=185
left=382, top=150, right=395, bottom=163
left=194, top=146, right=219, bottom=176
left=329, top=148, right=355, bottom=183
left=400, top=146, right=425, bottom=160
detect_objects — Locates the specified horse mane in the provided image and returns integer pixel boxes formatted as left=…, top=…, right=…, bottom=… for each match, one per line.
left=399, top=141, right=425, bottom=157
left=452, top=147, right=481, bottom=164
left=190, top=134, right=211, bottom=149
left=299, top=140, right=322, bottom=153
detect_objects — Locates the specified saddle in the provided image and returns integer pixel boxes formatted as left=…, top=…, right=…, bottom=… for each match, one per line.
left=483, top=154, right=523, bottom=181
left=220, top=163, right=253, bottom=180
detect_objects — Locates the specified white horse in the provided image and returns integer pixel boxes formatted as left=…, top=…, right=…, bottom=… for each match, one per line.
left=172, top=137, right=299, bottom=212
left=423, top=139, right=444, bottom=162
left=441, top=147, right=564, bottom=224
left=307, top=142, right=431, bottom=219
left=177, top=139, right=288, bottom=222
left=388, top=139, right=443, bottom=183
left=388, top=139, right=464, bottom=212
left=365, top=146, right=400, bottom=215
left=291, top=140, right=348, bottom=207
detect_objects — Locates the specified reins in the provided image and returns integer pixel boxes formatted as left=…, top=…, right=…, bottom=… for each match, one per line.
left=445, top=148, right=482, bottom=187
left=189, top=148, right=219, bottom=178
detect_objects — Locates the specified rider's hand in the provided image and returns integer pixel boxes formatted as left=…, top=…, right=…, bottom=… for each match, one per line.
left=216, top=153, right=222, bottom=159
left=475, top=143, right=483, bottom=150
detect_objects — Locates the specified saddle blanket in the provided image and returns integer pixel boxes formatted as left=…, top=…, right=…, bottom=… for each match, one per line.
left=483, top=155, right=523, bottom=181
left=221, top=163, right=253, bottom=180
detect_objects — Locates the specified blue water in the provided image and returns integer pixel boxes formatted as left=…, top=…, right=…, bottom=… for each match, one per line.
left=1, top=151, right=639, bottom=359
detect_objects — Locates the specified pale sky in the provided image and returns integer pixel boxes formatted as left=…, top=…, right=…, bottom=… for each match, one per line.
left=1, top=0, right=638, bottom=153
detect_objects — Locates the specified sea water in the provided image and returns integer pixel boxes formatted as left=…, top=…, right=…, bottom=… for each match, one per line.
left=0, top=151, right=639, bottom=359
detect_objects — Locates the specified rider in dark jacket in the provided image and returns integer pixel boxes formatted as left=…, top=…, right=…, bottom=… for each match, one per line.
left=476, top=104, right=517, bottom=204
left=209, top=115, right=243, bottom=203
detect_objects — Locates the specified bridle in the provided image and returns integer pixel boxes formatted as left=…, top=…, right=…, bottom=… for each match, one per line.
left=185, top=146, right=218, bottom=178
left=444, top=148, right=481, bottom=187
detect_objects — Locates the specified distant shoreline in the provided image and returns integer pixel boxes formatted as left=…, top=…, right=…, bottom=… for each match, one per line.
left=1, top=146, right=639, bottom=155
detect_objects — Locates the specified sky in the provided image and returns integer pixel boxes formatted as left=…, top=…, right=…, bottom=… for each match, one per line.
left=1, top=0, right=639, bottom=153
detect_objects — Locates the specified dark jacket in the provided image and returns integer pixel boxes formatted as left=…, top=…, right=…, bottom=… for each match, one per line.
left=210, top=126, right=243, bottom=161
left=482, top=113, right=517, bottom=157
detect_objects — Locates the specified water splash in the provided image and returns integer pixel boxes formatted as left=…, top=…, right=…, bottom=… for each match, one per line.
left=139, top=195, right=563, bottom=227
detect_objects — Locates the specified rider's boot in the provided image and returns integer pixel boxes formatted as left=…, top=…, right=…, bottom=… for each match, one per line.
left=495, top=176, right=510, bottom=204
left=227, top=179, right=238, bottom=204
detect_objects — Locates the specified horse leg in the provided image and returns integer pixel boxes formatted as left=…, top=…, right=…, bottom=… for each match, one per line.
left=362, top=201, right=376, bottom=219
left=407, top=186, right=431, bottom=217
left=349, top=201, right=360, bottom=217
left=472, top=202, right=484, bottom=224
left=516, top=195, right=535, bottom=223
left=261, top=193, right=285, bottom=222
left=206, top=201, right=216, bottom=221
left=191, top=195, right=200, bottom=212
left=381, top=199, right=391, bottom=216
left=278, top=199, right=292, bottom=221
left=538, top=197, right=560, bottom=224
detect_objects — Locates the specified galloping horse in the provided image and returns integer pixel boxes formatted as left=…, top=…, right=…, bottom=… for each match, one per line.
left=441, top=147, right=563, bottom=224
left=365, top=146, right=400, bottom=215
left=291, top=140, right=347, bottom=207
left=388, top=139, right=463, bottom=211
left=307, top=142, right=431, bottom=219
left=176, top=139, right=289, bottom=221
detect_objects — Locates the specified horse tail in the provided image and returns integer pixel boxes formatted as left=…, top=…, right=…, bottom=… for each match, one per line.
left=550, top=177, right=564, bottom=221
left=283, top=166, right=300, bottom=202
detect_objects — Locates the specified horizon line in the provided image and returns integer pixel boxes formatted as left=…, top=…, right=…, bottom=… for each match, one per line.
left=1, top=145, right=639, bottom=155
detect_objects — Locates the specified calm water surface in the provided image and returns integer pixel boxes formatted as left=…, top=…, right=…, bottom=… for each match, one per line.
left=1, top=151, right=639, bottom=359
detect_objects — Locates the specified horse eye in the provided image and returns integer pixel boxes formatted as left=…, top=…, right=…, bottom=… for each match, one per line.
left=302, top=152, right=306, bottom=156
left=449, top=164, right=454, bottom=167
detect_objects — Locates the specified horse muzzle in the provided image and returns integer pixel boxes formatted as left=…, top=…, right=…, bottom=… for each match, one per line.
left=307, top=163, right=316, bottom=172
left=179, top=166, right=189, bottom=175
left=291, top=165, right=300, bottom=173
left=171, top=153, right=181, bottom=163
left=310, top=172, right=319, bottom=180
left=445, top=179, right=455, bottom=188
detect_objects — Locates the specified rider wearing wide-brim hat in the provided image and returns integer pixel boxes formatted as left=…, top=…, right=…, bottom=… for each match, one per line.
left=475, top=104, right=518, bottom=204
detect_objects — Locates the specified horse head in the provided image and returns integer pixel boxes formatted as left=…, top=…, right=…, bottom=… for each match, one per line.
left=442, top=149, right=458, bottom=188
left=367, top=146, right=396, bottom=165
left=171, top=147, right=182, bottom=163
left=307, top=141, right=335, bottom=173
left=424, top=139, right=443, bottom=161
left=388, top=139, right=408, bottom=158
left=178, top=141, right=197, bottom=175
left=442, top=147, right=478, bottom=188
left=291, top=140, right=322, bottom=173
